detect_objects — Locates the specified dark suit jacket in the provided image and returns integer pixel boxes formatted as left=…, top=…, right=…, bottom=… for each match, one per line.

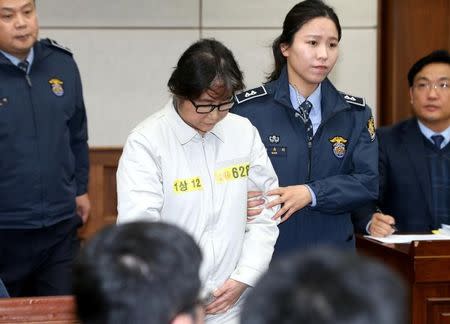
left=353, top=118, right=436, bottom=233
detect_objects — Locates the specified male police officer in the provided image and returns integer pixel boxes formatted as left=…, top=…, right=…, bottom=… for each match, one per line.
left=0, top=0, right=90, bottom=296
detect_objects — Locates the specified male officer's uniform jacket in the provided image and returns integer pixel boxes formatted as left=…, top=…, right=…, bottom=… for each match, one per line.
left=233, top=67, right=378, bottom=255
left=0, top=39, right=89, bottom=228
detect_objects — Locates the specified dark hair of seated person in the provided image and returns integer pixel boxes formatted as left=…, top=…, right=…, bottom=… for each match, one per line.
left=241, top=248, right=408, bottom=324
left=73, top=221, right=203, bottom=324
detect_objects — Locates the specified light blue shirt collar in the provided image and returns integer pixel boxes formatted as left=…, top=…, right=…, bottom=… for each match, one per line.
left=0, top=48, right=34, bottom=74
left=417, top=120, right=450, bottom=149
left=288, top=83, right=322, bottom=134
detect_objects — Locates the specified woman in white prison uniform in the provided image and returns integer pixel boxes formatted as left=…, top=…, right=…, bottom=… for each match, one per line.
left=116, top=39, right=279, bottom=324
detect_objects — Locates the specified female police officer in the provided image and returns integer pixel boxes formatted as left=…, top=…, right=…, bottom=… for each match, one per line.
left=233, top=0, right=378, bottom=256
left=116, top=39, right=279, bottom=324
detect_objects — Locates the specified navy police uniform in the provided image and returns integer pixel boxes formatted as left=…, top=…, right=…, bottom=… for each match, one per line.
left=0, top=39, right=89, bottom=296
left=233, top=66, right=378, bottom=256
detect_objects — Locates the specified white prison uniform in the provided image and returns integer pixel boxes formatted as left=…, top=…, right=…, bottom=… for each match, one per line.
left=117, top=99, right=279, bottom=323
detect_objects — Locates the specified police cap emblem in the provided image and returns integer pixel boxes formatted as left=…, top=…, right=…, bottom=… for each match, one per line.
left=48, top=78, right=64, bottom=97
left=329, top=136, right=348, bottom=159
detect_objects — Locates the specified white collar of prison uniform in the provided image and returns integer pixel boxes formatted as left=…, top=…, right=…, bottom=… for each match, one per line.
left=166, top=98, right=225, bottom=145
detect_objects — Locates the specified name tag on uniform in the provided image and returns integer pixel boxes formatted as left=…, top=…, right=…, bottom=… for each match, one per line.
left=215, top=163, right=250, bottom=184
left=267, top=146, right=287, bottom=157
left=173, top=176, right=203, bottom=194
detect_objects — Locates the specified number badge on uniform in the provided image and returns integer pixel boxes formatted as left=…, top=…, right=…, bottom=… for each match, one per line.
left=215, top=163, right=250, bottom=184
left=173, top=176, right=203, bottom=194
left=48, top=78, right=64, bottom=97
left=329, top=136, right=348, bottom=159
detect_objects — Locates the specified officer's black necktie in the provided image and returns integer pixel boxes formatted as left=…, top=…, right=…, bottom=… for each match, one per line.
left=18, top=60, right=29, bottom=74
left=431, top=134, right=444, bottom=150
left=299, top=100, right=313, bottom=143
left=18, top=60, right=32, bottom=86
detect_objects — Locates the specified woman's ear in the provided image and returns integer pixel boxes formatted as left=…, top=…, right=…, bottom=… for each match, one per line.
left=280, top=43, right=290, bottom=58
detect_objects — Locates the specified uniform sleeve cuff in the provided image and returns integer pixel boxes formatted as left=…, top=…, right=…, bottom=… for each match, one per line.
left=305, top=185, right=317, bottom=207
left=76, top=185, right=88, bottom=196
left=366, top=220, right=372, bottom=234
left=230, top=265, right=264, bottom=287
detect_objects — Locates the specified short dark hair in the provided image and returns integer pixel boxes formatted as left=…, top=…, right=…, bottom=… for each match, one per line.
left=407, top=49, right=450, bottom=87
left=168, top=38, right=245, bottom=100
left=241, top=249, right=408, bottom=324
left=73, top=222, right=202, bottom=324
left=268, top=0, right=341, bottom=82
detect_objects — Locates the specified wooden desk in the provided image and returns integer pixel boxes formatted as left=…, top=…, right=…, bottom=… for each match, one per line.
left=0, top=296, right=78, bottom=323
left=356, top=235, right=450, bottom=324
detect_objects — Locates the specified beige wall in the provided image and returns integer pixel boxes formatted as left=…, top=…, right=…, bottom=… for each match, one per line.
left=37, top=0, right=377, bottom=146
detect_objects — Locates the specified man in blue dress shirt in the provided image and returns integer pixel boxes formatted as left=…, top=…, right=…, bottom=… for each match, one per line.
left=353, top=50, right=450, bottom=236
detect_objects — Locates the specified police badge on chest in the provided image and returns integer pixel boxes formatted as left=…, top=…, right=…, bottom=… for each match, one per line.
left=48, top=78, right=65, bottom=97
left=329, top=136, right=348, bottom=159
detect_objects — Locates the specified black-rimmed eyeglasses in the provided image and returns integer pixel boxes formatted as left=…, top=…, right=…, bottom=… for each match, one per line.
left=189, top=98, right=235, bottom=114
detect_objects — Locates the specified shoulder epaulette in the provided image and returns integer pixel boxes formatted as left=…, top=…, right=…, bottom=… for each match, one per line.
left=41, top=38, right=73, bottom=56
left=235, top=86, right=267, bottom=104
left=340, top=92, right=365, bottom=107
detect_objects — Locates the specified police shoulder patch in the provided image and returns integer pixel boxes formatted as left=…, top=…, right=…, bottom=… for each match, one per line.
left=367, top=116, right=376, bottom=142
left=42, top=38, right=73, bottom=55
left=340, top=92, right=365, bottom=107
left=235, top=86, right=267, bottom=104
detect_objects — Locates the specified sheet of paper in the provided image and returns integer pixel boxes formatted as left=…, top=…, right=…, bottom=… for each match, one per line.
left=364, top=234, right=450, bottom=244
left=440, top=224, right=450, bottom=235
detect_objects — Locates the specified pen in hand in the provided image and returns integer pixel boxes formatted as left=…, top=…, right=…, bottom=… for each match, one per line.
left=376, top=207, right=398, bottom=232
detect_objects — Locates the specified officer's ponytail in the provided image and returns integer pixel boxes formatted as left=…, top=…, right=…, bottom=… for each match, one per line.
left=267, top=36, right=287, bottom=83
left=266, top=0, right=341, bottom=82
